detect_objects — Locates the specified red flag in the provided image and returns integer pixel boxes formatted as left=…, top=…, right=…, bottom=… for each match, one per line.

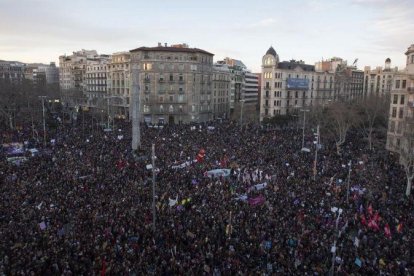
left=384, top=223, right=392, bottom=239
left=368, top=218, right=380, bottom=231
left=360, top=214, right=367, bottom=226
left=101, top=258, right=106, bottom=276
left=196, top=149, right=206, bottom=163
left=373, top=212, right=381, bottom=223
left=397, top=223, right=403, bottom=233
left=367, top=204, right=373, bottom=216
left=220, top=155, right=229, bottom=168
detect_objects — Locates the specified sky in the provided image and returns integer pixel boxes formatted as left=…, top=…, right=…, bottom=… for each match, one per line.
left=1, top=0, right=413, bottom=72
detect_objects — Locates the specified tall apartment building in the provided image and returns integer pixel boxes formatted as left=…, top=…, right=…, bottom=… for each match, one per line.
left=386, top=44, right=414, bottom=153
left=129, top=43, right=214, bottom=124
left=107, top=52, right=131, bottom=118
left=38, top=62, right=60, bottom=84
left=24, top=62, right=59, bottom=86
left=59, top=50, right=98, bottom=106
left=363, top=58, right=397, bottom=98
left=212, top=63, right=231, bottom=119
left=0, top=61, right=25, bottom=84
left=217, top=58, right=259, bottom=121
left=260, top=46, right=335, bottom=120
left=84, top=55, right=110, bottom=107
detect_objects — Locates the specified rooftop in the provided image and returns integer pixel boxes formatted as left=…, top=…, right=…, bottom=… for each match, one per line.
left=130, top=46, right=213, bottom=56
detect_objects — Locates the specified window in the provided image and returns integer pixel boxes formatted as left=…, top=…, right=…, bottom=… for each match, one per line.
left=143, top=63, right=152, bottom=71
left=393, top=95, right=398, bottom=104
left=399, top=108, right=404, bottom=119
left=160, top=105, right=164, bottom=112
left=169, top=105, right=174, bottom=113
left=402, top=80, right=406, bottom=89
left=392, top=107, right=397, bottom=117
left=400, top=95, right=405, bottom=105
left=396, top=80, right=400, bottom=89
left=169, top=95, right=173, bottom=102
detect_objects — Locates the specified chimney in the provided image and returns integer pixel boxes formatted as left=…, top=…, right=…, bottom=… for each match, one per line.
left=158, top=42, right=161, bottom=47
left=164, top=43, right=167, bottom=47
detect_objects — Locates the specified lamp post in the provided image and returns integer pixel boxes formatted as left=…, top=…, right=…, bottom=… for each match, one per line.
left=301, top=109, right=310, bottom=149
left=151, top=143, right=156, bottom=232
left=346, top=161, right=352, bottom=203
left=240, top=99, right=245, bottom=131
left=39, top=96, right=47, bottom=147
left=330, top=207, right=343, bottom=276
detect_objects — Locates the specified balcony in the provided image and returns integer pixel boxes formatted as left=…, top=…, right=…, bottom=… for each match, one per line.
left=264, top=94, right=270, bottom=99
left=262, top=104, right=270, bottom=108
left=178, top=79, right=185, bottom=84
left=158, top=79, right=165, bottom=83
left=168, top=90, right=175, bottom=94
left=144, top=90, right=151, bottom=94
left=158, top=90, right=166, bottom=94
left=144, top=78, right=150, bottom=83
left=263, top=86, right=271, bottom=90
left=408, top=87, right=414, bottom=93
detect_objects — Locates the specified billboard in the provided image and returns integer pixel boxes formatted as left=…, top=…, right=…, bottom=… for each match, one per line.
left=287, top=78, right=309, bottom=90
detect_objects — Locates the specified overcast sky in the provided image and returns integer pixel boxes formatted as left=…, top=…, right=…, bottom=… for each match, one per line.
left=1, top=0, right=413, bottom=72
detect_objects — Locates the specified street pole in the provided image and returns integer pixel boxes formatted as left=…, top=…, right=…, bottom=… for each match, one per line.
left=107, top=98, right=110, bottom=129
left=313, top=125, right=319, bottom=181
left=301, top=109, right=309, bottom=149
left=39, top=96, right=47, bottom=147
left=151, top=143, right=156, bottom=233
left=240, top=99, right=245, bottom=131
left=346, top=161, right=352, bottom=203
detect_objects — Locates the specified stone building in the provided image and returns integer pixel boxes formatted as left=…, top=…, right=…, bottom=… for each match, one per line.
left=363, top=58, right=397, bottom=98
left=212, top=63, right=231, bottom=119
left=129, top=43, right=214, bottom=124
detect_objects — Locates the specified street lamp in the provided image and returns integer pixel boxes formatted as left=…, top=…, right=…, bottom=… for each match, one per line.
left=300, top=109, right=310, bottom=149
left=240, top=99, right=245, bottom=131
left=39, top=96, right=47, bottom=147
left=330, top=207, right=343, bottom=276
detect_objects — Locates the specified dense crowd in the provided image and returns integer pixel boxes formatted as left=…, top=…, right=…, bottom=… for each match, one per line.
left=0, top=118, right=413, bottom=275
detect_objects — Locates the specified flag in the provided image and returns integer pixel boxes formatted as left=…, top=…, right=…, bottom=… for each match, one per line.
left=220, top=155, right=229, bottom=168
left=196, top=149, right=206, bottom=163
left=373, top=212, right=381, bottom=223
left=384, top=223, right=392, bottom=239
left=248, top=195, right=265, bottom=206
left=358, top=204, right=363, bottom=213
left=368, top=218, right=379, bottom=231
left=116, top=159, right=127, bottom=170
left=367, top=204, right=373, bottom=216
left=397, top=223, right=403, bottom=233
left=360, top=214, right=367, bottom=226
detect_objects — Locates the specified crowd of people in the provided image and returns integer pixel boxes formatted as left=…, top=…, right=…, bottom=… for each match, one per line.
left=0, top=117, right=413, bottom=275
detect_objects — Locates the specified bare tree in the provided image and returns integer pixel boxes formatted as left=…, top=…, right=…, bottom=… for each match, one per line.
left=325, top=102, right=355, bottom=155
left=355, top=94, right=389, bottom=150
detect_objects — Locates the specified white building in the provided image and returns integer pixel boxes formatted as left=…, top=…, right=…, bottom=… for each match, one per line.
left=387, top=44, right=414, bottom=152
left=260, top=46, right=335, bottom=120
left=363, top=58, right=398, bottom=98
left=107, top=52, right=131, bottom=118
left=85, top=55, right=110, bottom=108
left=212, top=63, right=231, bottom=119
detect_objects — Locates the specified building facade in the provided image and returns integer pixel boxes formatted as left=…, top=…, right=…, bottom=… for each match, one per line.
left=0, top=61, right=25, bottom=84
left=363, top=58, right=397, bottom=98
left=84, top=55, right=110, bottom=108
left=107, top=52, right=131, bottom=118
left=129, top=43, right=214, bottom=124
left=212, top=63, right=231, bottom=119
left=387, top=44, right=414, bottom=153
left=59, top=50, right=98, bottom=106
left=260, top=46, right=335, bottom=120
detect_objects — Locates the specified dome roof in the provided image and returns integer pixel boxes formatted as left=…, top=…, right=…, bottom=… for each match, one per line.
left=385, top=57, right=391, bottom=63
left=266, top=46, right=277, bottom=57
